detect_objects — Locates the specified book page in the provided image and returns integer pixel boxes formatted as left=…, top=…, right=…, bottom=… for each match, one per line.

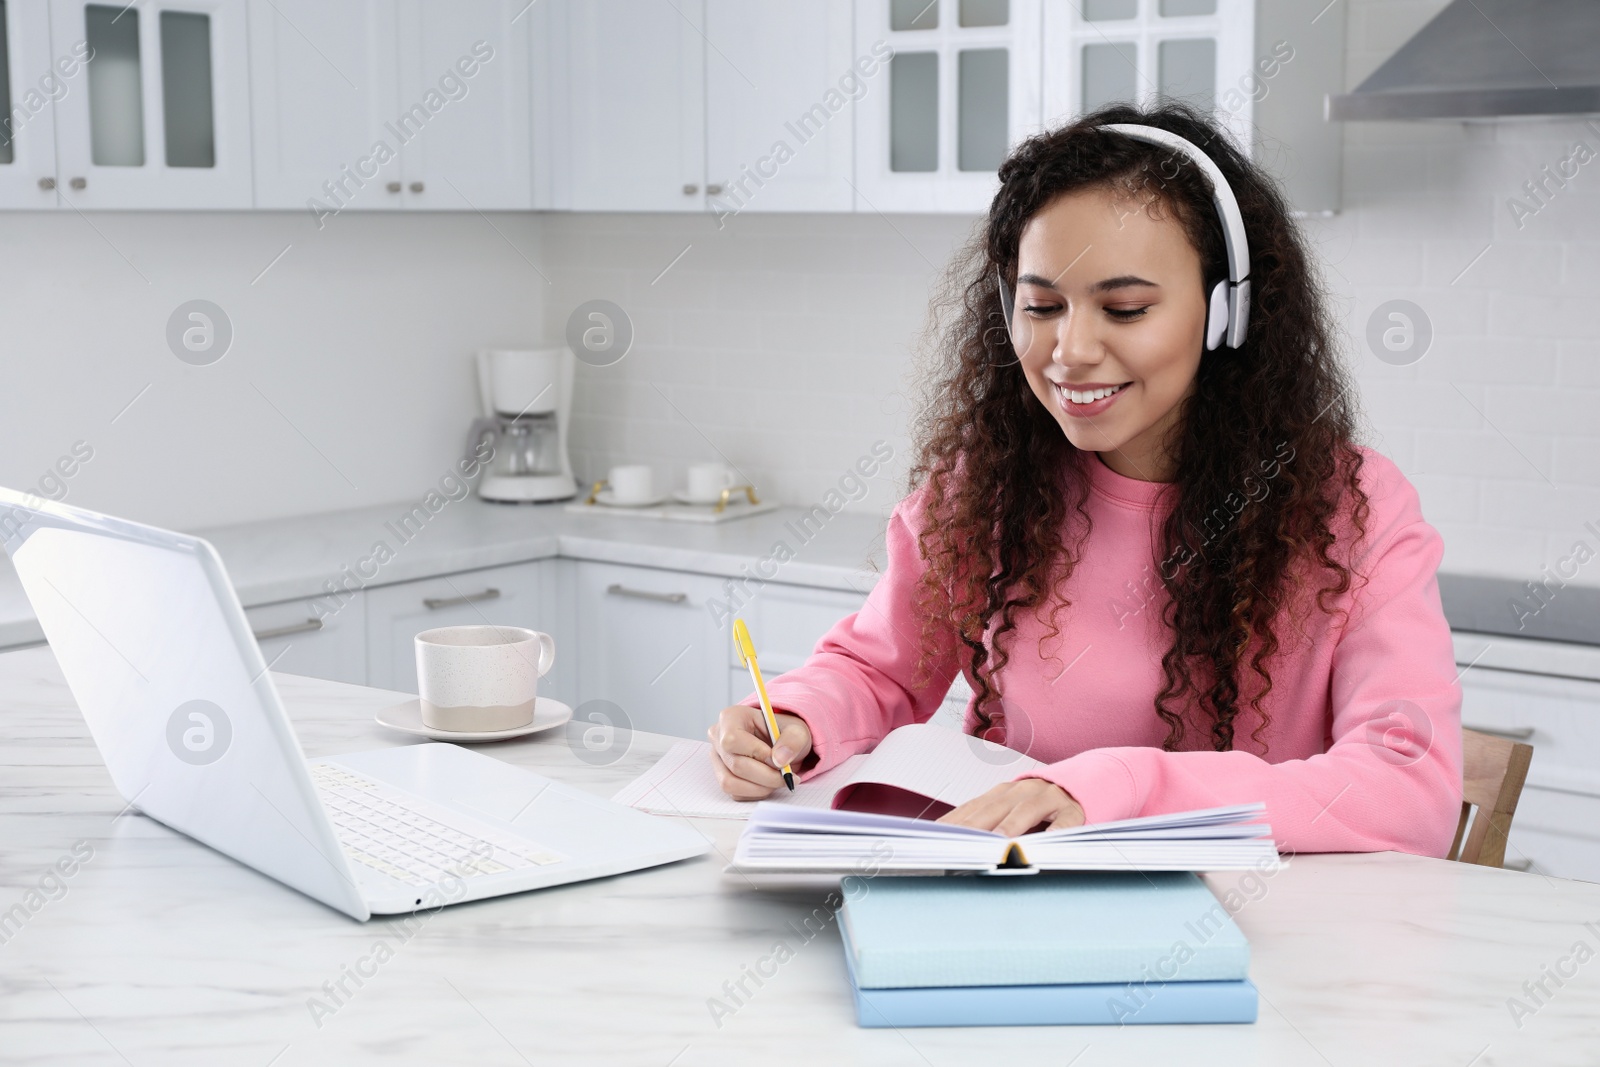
left=829, top=722, right=1045, bottom=814
left=730, top=801, right=1278, bottom=873
left=610, top=739, right=869, bottom=819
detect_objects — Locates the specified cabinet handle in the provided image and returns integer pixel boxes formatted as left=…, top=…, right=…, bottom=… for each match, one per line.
left=1463, top=724, right=1536, bottom=741
left=423, top=587, right=501, bottom=610
left=705, top=183, right=723, bottom=195
left=386, top=181, right=402, bottom=193
left=38, top=177, right=55, bottom=190
left=252, top=617, right=324, bottom=641
left=682, top=183, right=699, bottom=195
left=1504, top=857, right=1534, bottom=871
left=606, top=583, right=687, bottom=604
left=409, top=181, right=424, bottom=193
left=69, top=177, right=86, bottom=190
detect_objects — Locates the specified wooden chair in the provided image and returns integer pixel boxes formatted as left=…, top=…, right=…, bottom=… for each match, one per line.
left=1446, top=727, right=1535, bottom=869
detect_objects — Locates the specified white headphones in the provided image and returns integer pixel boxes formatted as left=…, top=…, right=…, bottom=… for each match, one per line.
left=997, top=122, right=1252, bottom=353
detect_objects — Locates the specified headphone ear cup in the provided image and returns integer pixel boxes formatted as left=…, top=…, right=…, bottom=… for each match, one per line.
left=1205, top=279, right=1231, bottom=351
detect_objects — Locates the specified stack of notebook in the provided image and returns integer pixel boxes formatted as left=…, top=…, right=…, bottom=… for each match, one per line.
left=838, top=872, right=1258, bottom=1027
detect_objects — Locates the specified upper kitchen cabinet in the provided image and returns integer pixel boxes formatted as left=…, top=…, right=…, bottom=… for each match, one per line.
left=853, top=0, right=1044, bottom=213
left=557, top=0, right=705, bottom=212
left=0, top=2, right=63, bottom=208
left=248, top=0, right=400, bottom=212
left=395, top=0, right=533, bottom=210
left=46, top=0, right=253, bottom=209
left=703, top=0, right=855, bottom=214
left=250, top=0, right=535, bottom=213
left=1041, top=0, right=1344, bottom=216
left=554, top=0, right=854, bottom=214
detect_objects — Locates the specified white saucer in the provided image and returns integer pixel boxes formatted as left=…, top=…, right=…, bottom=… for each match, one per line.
left=594, top=489, right=667, bottom=508
left=374, top=696, right=574, bottom=743
left=671, top=490, right=728, bottom=506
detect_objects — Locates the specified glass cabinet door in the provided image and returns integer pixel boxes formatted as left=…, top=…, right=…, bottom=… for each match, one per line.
left=1044, top=0, right=1252, bottom=150
left=856, top=0, right=1042, bottom=212
left=48, top=0, right=252, bottom=208
left=0, top=1, right=63, bottom=207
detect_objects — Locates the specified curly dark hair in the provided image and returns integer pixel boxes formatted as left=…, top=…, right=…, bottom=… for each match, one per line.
left=909, top=100, right=1370, bottom=754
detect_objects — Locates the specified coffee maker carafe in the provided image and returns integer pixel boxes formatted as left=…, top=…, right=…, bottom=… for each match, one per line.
left=470, top=349, right=577, bottom=503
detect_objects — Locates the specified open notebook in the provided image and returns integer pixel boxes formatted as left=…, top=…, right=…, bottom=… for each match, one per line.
left=611, top=722, right=1047, bottom=821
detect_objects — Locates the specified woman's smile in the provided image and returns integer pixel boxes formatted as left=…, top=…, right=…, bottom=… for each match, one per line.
left=1050, top=380, right=1133, bottom=416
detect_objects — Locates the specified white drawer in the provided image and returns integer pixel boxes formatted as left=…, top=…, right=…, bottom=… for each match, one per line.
left=1505, top=786, right=1600, bottom=884
left=243, top=595, right=366, bottom=686
left=1459, top=667, right=1600, bottom=796
left=734, top=583, right=867, bottom=672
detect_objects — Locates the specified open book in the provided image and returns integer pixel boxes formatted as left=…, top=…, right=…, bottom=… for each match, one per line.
left=611, top=722, right=1048, bottom=821
left=729, top=802, right=1279, bottom=874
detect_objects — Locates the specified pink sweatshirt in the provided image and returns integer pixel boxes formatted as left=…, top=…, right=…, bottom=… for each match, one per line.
left=746, top=448, right=1464, bottom=857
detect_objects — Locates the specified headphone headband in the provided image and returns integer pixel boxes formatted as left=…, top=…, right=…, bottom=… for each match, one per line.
left=1097, top=123, right=1251, bottom=289
left=1100, top=123, right=1248, bottom=350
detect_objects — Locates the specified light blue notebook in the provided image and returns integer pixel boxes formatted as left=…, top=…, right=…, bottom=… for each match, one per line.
left=843, top=938, right=1258, bottom=1027
left=839, top=872, right=1250, bottom=989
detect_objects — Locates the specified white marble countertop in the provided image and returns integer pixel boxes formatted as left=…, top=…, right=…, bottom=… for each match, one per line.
left=0, top=497, right=889, bottom=648
left=3, top=644, right=1599, bottom=1066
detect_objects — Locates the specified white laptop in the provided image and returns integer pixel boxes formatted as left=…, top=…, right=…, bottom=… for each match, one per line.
left=0, top=488, right=709, bottom=921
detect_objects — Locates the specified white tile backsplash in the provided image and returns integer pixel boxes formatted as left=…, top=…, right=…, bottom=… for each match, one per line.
left=538, top=211, right=978, bottom=515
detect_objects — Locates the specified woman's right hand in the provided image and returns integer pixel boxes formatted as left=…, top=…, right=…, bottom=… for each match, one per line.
left=708, top=705, right=814, bottom=800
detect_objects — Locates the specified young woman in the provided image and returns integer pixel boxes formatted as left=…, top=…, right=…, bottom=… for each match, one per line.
left=707, top=102, right=1463, bottom=857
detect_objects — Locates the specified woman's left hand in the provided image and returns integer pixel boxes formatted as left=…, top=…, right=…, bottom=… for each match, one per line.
left=936, top=779, right=1086, bottom=836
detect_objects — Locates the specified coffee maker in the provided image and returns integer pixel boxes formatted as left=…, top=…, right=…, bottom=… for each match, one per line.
left=470, top=349, right=577, bottom=503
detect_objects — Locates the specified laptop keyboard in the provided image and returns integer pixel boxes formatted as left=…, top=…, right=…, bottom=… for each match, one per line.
left=311, top=762, right=564, bottom=888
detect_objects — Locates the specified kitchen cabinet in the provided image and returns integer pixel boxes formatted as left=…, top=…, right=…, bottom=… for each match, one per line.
left=1460, top=665, right=1600, bottom=883
left=0, top=1, right=62, bottom=208
left=703, top=0, right=855, bottom=214
left=244, top=593, right=367, bottom=686
left=395, top=0, right=533, bottom=210
left=558, top=0, right=854, bottom=214
left=1505, top=787, right=1600, bottom=885
left=363, top=559, right=570, bottom=703
left=730, top=580, right=971, bottom=725
left=559, top=0, right=705, bottom=212
left=250, top=0, right=534, bottom=212
left=1040, top=0, right=1344, bottom=216
left=575, top=560, right=730, bottom=740
left=852, top=0, right=1044, bottom=213
left=247, top=0, right=400, bottom=212
left=45, top=0, right=253, bottom=208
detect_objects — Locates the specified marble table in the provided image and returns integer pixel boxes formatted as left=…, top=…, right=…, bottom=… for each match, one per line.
left=3, top=644, right=1599, bottom=1067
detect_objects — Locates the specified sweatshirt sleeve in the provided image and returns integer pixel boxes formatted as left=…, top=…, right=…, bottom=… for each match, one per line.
left=1018, top=472, right=1465, bottom=858
left=739, top=492, right=961, bottom=778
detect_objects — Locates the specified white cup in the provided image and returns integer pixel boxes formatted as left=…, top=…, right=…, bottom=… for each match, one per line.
left=609, top=464, right=655, bottom=504
left=685, top=462, right=738, bottom=503
left=414, top=625, right=555, bottom=732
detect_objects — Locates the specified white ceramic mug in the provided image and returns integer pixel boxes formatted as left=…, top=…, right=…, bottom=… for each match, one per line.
left=414, top=625, right=555, bottom=732
left=609, top=464, right=654, bottom=504
left=685, top=462, right=737, bottom=503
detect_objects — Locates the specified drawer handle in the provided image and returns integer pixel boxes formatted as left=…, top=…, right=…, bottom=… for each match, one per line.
left=1505, top=858, right=1534, bottom=872
left=252, top=617, right=324, bottom=641
left=606, top=583, right=687, bottom=604
left=423, top=588, right=501, bottom=610
left=1463, top=724, right=1535, bottom=741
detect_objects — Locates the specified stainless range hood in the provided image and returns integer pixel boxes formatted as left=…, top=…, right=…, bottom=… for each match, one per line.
left=1328, top=0, right=1600, bottom=121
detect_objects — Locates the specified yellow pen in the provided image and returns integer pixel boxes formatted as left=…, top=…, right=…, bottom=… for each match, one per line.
left=733, top=618, right=794, bottom=791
